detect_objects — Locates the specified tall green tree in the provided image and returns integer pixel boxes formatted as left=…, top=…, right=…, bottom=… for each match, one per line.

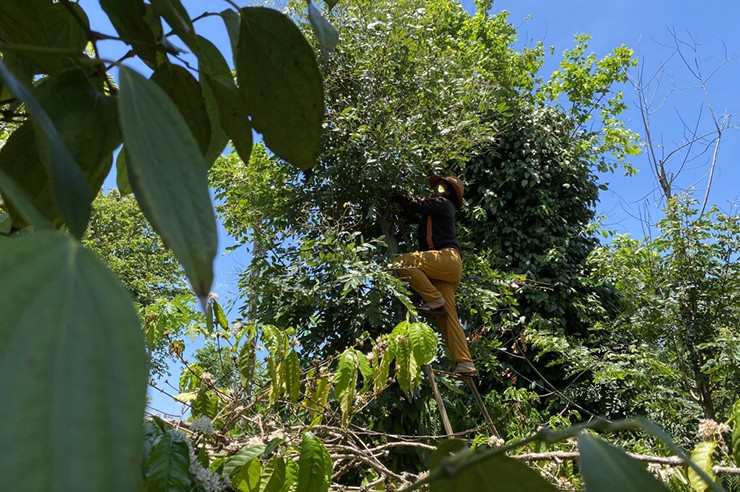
left=212, top=0, right=639, bottom=434
left=590, top=197, right=740, bottom=436
left=84, top=190, right=188, bottom=306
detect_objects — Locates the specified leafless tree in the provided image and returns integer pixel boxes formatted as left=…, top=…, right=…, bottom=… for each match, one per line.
left=633, top=29, right=738, bottom=215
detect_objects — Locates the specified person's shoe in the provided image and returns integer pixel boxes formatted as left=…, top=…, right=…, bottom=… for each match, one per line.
left=454, top=361, right=478, bottom=377
left=418, top=296, right=445, bottom=313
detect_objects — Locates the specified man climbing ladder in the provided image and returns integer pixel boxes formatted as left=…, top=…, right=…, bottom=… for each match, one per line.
left=391, top=175, right=477, bottom=376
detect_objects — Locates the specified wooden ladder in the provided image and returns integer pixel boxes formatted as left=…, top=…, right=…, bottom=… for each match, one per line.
left=424, top=365, right=500, bottom=438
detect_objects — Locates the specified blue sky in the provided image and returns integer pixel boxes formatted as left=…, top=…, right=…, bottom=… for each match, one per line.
left=475, top=0, right=740, bottom=235
left=83, top=0, right=739, bottom=415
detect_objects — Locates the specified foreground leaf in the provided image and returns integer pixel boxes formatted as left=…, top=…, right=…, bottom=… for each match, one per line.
left=197, top=35, right=252, bottom=165
left=0, top=0, right=88, bottom=74
left=578, top=434, right=669, bottom=492
left=0, top=61, right=91, bottom=237
left=99, top=0, right=159, bottom=67
left=119, top=66, right=217, bottom=300
left=0, top=231, right=147, bottom=492
left=151, top=63, right=211, bottom=154
left=688, top=441, right=717, bottom=492
left=237, top=7, right=324, bottom=170
left=430, top=454, right=558, bottom=492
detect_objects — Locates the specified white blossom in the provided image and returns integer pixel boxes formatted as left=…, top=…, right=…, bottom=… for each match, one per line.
left=190, top=453, right=227, bottom=492
left=201, top=372, right=216, bottom=386
left=697, top=418, right=731, bottom=442
left=190, top=416, right=214, bottom=436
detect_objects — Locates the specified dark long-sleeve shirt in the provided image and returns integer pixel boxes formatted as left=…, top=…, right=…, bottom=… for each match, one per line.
left=394, top=194, right=460, bottom=252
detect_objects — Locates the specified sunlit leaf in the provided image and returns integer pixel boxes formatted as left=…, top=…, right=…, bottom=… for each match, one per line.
left=223, top=445, right=266, bottom=479
left=237, top=7, right=324, bottom=170
left=578, top=434, right=669, bottom=492
left=408, top=322, right=437, bottom=366
left=145, top=432, right=192, bottom=492
left=234, top=457, right=262, bottom=492
left=297, top=432, right=330, bottom=492
left=688, top=441, right=717, bottom=492
left=212, top=299, right=228, bottom=329
left=356, top=350, right=373, bottom=393
left=335, top=348, right=358, bottom=426
left=115, top=150, right=132, bottom=195
left=261, top=456, right=287, bottom=492
left=395, top=335, right=416, bottom=397
left=0, top=231, right=147, bottom=491
left=285, top=348, right=301, bottom=403
left=118, top=66, right=217, bottom=300
left=307, top=2, right=339, bottom=55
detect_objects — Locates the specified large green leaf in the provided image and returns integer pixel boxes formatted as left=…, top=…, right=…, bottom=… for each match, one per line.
left=297, top=432, right=330, bottom=492
left=261, top=456, right=287, bottom=492
left=99, top=0, right=160, bottom=67
left=0, top=169, right=52, bottom=230
left=284, top=459, right=299, bottom=492
left=0, top=0, right=88, bottom=74
left=688, top=441, right=717, bottom=492
left=430, top=454, right=558, bottom=492
left=220, top=9, right=241, bottom=67
left=118, top=66, right=217, bottom=300
left=236, top=7, right=324, bottom=170
left=355, top=350, right=373, bottom=394
left=36, top=66, right=120, bottom=173
left=0, top=61, right=92, bottom=237
left=578, top=434, right=669, bottom=492
left=235, top=457, right=263, bottom=492
left=223, top=445, right=267, bottom=479
left=197, top=35, right=252, bottom=165
left=408, top=322, right=438, bottom=366
left=151, top=63, right=212, bottom=154
left=0, top=68, right=119, bottom=231
left=0, top=231, right=147, bottom=492
left=395, top=335, right=416, bottom=397
left=429, top=439, right=467, bottom=470
left=150, top=0, right=197, bottom=51
left=144, top=432, right=192, bottom=492
left=285, top=348, right=301, bottom=403
left=0, top=123, right=58, bottom=226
